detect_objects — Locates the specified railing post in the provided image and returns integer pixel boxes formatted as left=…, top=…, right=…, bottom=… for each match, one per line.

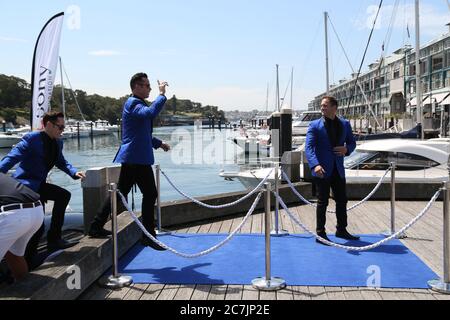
left=271, top=164, right=289, bottom=236
left=382, top=162, right=406, bottom=238
left=155, top=165, right=171, bottom=235
left=99, top=183, right=133, bottom=289
left=252, top=183, right=286, bottom=291
left=428, top=181, right=450, bottom=294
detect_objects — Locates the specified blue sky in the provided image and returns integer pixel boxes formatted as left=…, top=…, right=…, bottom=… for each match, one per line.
left=1, top=0, right=449, bottom=111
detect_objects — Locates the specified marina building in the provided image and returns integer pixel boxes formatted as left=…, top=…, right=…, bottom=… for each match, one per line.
left=308, top=26, right=450, bottom=133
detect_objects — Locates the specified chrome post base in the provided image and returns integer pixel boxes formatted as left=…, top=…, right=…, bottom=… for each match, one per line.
left=381, top=230, right=407, bottom=239
left=252, top=277, right=286, bottom=291
left=98, top=275, right=133, bottom=289
left=270, top=229, right=290, bottom=237
left=428, top=280, right=450, bottom=294
left=156, top=229, right=172, bottom=236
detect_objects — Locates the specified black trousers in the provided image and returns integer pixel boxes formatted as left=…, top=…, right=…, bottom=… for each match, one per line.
left=25, top=183, right=71, bottom=267
left=93, top=164, right=157, bottom=236
left=313, top=168, right=348, bottom=234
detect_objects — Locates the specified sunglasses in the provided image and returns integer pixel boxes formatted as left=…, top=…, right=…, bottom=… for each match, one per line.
left=52, top=122, right=66, bottom=131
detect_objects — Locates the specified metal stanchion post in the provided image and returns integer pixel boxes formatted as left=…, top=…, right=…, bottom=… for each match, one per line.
left=382, top=162, right=406, bottom=238
left=155, top=165, right=171, bottom=235
left=271, top=164, right=289, bottom=236
left=252, top=183, right=286, bottom=291
left=99, top=183, right=133, bottom=289
left=429, top=181, right=450, bottom=294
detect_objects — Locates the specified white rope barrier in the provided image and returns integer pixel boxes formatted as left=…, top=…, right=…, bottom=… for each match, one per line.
left=275, top=189, right=441, bottom=252
left=160, top=168, right=273, bottom=210
left=118, top=190, right=263, bottom=259
left=281, top=168, right=391, bottom=213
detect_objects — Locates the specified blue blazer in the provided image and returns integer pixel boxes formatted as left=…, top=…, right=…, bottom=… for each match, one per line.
left=113, top=95, right=167, bottom=165
left=305, top=117, right=356, bottom=179
left=0, top=131, right=78, bottom=192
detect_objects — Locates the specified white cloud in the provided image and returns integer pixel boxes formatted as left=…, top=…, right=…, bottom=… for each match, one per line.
left=352, top=3, right=449, bottom=37
left=88, top=50, right=122, bottom=57
left=0, top=36, right=27, bottom=43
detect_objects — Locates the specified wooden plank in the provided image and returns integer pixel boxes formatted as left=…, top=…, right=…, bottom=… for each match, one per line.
left=191, top=284, right=211, bottom=300
left=324, top=287, right=346, bottom=300
left=408, top=289, right=436, bottom=300
left=359, top=288, right=383, bottom=300
left=291, top=286, right=311, bottom=300
left=157, top=284, right=179, bottom=300
left=140, top=284, right=164, bottom=300
left=107, top=286, right=132, bottom=300
left=207, top=285, right=227, bottom=300
left=173, top=285, right=195, bottom=300
left=197, top=222, right=212, bottom=234
left=208, top=220, right=224, bottom=234
left=308, top=286, right=328, bottom=300
left=259, top=290, right=276, bottom=301
left=242, top=285, right=259, bottom=300
left=78, top=284, right=112, bottom=300
left=240, top=212, right=253, bottom=234
left=123, top=284, right=149, bottom=300
left=276, top=287, right=294, bottom=300
left=341, top=287, right=364, bottom=300
left=219, top=218, right=234, bottom=234
left=225, top=285, right=244, bottom=300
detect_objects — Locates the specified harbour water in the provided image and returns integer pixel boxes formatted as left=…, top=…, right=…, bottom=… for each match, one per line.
left=0, top=126, right=250, bottom=228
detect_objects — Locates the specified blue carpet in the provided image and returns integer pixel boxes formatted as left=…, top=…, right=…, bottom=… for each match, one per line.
left=117, top=234, right=438, bottom=289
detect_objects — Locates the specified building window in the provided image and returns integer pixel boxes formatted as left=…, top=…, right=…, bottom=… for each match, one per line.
left=431, top=73, right=443, bottom=90
left=420, top=60, right=428, bottom=74
left=445, top=50, right=450, bottom=68
left=409, top=64, right=416, bottom=76
left=393, top=69, right=400, bottom=79
left=432, top=55, right=443, bottom=71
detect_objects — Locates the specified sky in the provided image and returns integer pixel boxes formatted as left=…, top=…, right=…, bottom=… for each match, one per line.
left=0, top=0, right=449, bottom=111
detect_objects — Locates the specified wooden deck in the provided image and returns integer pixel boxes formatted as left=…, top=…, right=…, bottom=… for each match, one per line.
left=79, top=199, right=450, bottom=300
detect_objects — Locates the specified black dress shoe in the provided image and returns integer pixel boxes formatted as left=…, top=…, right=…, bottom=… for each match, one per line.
left=47, top=239, right=79, bottom=252
left=336, top=230, right=360, bottom=241
left=316, top=233, right=332, bottom=246
left=88, top=226, right=112, bottom=238
left=141, top=237, right=166, bottom=251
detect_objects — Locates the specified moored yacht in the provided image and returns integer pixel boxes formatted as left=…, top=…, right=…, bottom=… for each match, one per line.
left=220, top=138, right=450, bottom=189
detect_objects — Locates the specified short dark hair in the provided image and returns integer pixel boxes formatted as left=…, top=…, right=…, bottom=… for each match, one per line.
left=322, top=96, right=338, bottom=108
left=130, top=72, right=148, bottom=90
left=43, top=112, right=64, bottom=127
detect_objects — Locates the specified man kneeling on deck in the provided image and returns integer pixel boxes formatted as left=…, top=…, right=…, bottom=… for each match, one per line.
left=0, top=173, right=44, bottom=281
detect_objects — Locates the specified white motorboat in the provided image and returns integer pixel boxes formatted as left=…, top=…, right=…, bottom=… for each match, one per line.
left=220, top=138, right=450, bottom=189
left=292, top=110, right=322, bottom=136
left=0, top=132, right=22, bottom=149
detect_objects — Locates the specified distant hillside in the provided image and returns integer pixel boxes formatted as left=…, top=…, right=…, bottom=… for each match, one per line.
left=0, top=73, right=226, bottom=126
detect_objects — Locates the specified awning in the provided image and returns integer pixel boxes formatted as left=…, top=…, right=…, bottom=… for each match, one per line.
left=408, top=92, right=450, bottom=106
left=423, top=92, right=450, bottom=105
left=441, top=95, right=450, bottom=106
left=408, top=95, right=429, bottom=106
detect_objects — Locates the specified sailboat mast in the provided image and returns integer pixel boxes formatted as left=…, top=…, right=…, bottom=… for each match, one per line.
left=414, top=0, right=423, bottom=140
left=59, top=56, right=66, bottom=120
left=324, top=11, right=330, bottom=95
left=290, top=67, right=294, bottom=111
left=276, top=64, right=280, bottom=112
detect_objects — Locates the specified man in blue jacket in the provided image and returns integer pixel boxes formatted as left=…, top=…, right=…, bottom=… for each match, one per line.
left=0, top=112, right=85, bottom=266
left=88, top=73, right=170, bottom=251
left=305, top=96, right=359, bottom=245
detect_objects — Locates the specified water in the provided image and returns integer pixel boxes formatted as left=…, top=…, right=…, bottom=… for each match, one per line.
left=0, top=126, right=247, bottom=225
